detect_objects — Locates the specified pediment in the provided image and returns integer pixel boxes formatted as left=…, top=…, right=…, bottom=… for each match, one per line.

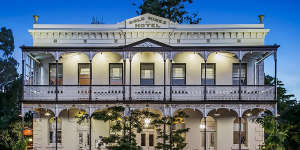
left=133, top=41, right=162, bottom=48
left=123, top=13, right=175, bottom=28
left=126, top=38, right=170, bottom=49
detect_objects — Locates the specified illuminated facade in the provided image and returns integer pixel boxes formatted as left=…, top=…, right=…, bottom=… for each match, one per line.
left=21, top=13, right=278, bottom=150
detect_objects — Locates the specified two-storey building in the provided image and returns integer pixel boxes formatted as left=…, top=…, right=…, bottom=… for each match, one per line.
left=21, top=13, right=278, bottom=150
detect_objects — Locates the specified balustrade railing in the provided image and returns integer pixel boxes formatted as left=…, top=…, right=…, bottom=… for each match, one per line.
left=206, top=85, right=239, bottom=100
left=23, top=85, right=275, bottom=101
left=92, top=85, right=124, bottom=101
left=131, top=85, right=164, bottom=101
left=172, top=85, right=204, bottom=101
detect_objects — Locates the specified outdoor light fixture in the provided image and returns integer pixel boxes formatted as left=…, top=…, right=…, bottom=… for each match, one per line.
left=246, top=113, right=252, bottom=117
left=144, top=118, right=151, bottom=128
left=45, top=112, right=51, bottom=116
left=200, top=124, right=205, bottom=129
left=214, top=113, right=221, bottom=117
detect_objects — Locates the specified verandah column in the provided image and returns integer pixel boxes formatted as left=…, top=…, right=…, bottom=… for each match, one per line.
left=238, top=51, right=242, bottom=100
left=21, top=52, right=25, bottom=150
left=274, top=50, right=277, bottom=101
left=129, top=52, right=132, bottom=100
left=89, top=58, right=92, bottom=101
left=169, top=59, right=172, bottom=101
left=238, top=107, right=242, bottom=150
left=123, top=56, right=126, bottom=101
left=204, top=51, right=207, bottom=101
left=55, top=105, right=58, bottom=150
left=163, top=52, right=166, bottom=101
left=89, top=107, right=92, bottom=150
left=204, top=107, right=207, bottom=150
left=55, top=51, right=58, bottom=101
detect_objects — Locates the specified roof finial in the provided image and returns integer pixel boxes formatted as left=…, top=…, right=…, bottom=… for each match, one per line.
left=258, top=14, right=264, bottom=24
left=33, top=15, right=39, bottom=24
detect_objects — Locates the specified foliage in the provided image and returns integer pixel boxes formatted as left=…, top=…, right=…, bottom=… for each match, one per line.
left=256, top=116, right=287, bottom=150
left=153, top=111, right=189, bottom=150
left=262, top=75, right=300, bottom=150
left=133, top=0, right=201, bottom=24
left=0, top=27, right=18, bottom=90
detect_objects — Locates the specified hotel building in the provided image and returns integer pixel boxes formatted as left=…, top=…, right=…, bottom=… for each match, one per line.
left=21, top=13, right=278, bottom=150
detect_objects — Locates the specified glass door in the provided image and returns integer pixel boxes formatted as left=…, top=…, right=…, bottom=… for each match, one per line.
left=139, top=129, right=155, bottom=150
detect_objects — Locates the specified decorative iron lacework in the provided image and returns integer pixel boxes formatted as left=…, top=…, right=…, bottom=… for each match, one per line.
left=133, top=42, right=162, bottom=48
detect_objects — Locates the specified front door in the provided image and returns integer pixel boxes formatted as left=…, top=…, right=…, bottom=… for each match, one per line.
left=202, top=131, right=216, bottom=150
left=138, top=129, right=155, bottom=150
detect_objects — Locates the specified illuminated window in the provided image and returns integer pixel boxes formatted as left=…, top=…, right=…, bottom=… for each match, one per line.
left=172, top=63, right=186, bottom=85
left=49, top=117, right=62, bottom=144
left=201, top=63, right=216, bottom=85
left=233, top=118, right=247, bottom=145
left=200, top=117, right=216, bottom=148
left=49, top=63, right=63, bottom=85
left=78, top=63, right=90, bottom=85
left=109, top=63, right=123, bottom=85
left=140, top=63, right=154, bottom=85
left=233, top=63, right=247, bottom=85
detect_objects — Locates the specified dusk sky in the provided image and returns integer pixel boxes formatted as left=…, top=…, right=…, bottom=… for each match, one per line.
left=0, top=0, right=299, bottom=99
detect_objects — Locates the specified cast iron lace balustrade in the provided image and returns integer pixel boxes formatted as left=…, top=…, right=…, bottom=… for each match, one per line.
left=23, top=85, right=275, bottom=101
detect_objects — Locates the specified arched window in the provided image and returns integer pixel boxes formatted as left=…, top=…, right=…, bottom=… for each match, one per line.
left=48, top=117, right=62, bottom=144
left=233, top=118, right=247, bottom=145
left=200, top=116, right=216, bottom=148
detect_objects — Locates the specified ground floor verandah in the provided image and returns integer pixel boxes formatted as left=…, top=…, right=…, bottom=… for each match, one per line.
left=22, top=103, right=276, bottom=150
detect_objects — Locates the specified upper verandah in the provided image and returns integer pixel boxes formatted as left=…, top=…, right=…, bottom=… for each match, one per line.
left=28, top=13, right=270, bottom=47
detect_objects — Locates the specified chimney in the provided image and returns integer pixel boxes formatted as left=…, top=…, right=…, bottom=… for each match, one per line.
left=33, top=15, right=39, bottom=24
left=258, top=15, right=264, bottom=24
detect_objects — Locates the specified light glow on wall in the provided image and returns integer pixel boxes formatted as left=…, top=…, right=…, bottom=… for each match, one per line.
left=144, top=118, right=151, bottom=128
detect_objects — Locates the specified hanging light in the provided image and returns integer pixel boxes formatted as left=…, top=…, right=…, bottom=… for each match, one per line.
left=200, top=124, right=205, bottom=129
left=214, top=113, right=221, bottom=117
left=246, top=113, right=252, bottom=117
left=144, top=118, right=151, bottom=128
left=45, top=112, right=51, bottom=117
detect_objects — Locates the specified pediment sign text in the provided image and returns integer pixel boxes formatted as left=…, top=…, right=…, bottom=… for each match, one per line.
left=127, top=16, right=169, bottom=28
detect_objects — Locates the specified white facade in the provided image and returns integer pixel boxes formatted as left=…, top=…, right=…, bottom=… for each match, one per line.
left=21, top=13, right=278, bottom=150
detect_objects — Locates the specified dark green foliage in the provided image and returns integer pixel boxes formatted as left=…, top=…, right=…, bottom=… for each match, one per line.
left=0, top=27, right=14, bottom=57
left=134, top=0, right=201, bottom=24
left=0, top=27, right=18, bottom=89
left=261, top=75, right=300, bottom=150
left=256, top=116, right=287, bottom=150
left=153, top=111, right=189, bottom=150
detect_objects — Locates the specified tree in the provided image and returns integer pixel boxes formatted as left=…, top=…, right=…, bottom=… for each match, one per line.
left=153, top=111, right=189, bottom=150
left=133, top=0, right=201, bottom=24
left=263, top=75, right=300, bottom=150
left=256, top=116, right=287, bottom=150
left=0, top=27, right=17, bottom=90
left=0, top=27, right=31, bottom=150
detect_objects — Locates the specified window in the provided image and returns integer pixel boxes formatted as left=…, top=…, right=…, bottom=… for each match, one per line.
left=172, top=64, right=186, bottom=85
left=200, top=117, right=216, bottom=148
left=149, top=134, right=154, bottom=146
left=78, top=63, right=90, bottom=85
left=233, top=118, right=247, bottom=145
left=140, top=63, right=154, bottom=85
left=233, top=63, right=247, bottom=85
left=49, top=63, right=63, bottom=85
left=201, top=63, right=216, bottom=85
left=141, top=134, right=146, bottom=146
left=49, top=117, right=62, bottom=144
left=109, top=63, right=123, bottom=85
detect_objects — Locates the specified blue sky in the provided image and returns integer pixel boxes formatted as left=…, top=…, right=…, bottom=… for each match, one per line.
left=0, top=0, right=299, bottom=99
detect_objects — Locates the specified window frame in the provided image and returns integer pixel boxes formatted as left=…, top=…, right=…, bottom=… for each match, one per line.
left=49, top=63, right=63, bottom=85
left=109, top=63, right=123, bottom=85
left=232, top=63, right=247, bottom=85
left=201, top=63, right=216, bottom=85
left=78, top=63, right=91, bottom=85
left=171, top=63, right=186, bottom=85
left=140, top=63, right=155, bottom=85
